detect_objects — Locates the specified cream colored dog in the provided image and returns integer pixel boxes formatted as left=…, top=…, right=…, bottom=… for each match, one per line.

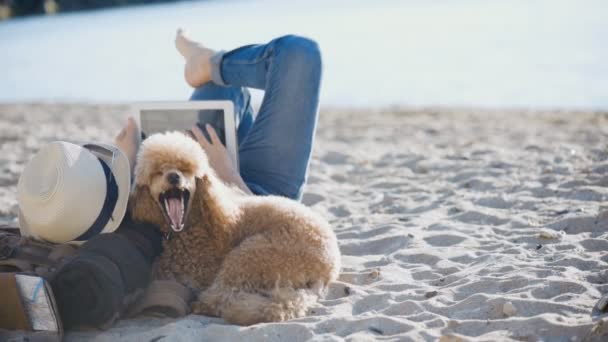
left=129, top=131, right=341, bottom=325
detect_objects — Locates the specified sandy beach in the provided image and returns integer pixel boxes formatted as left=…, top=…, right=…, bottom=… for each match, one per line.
left=1, top=104, right=607, bottom=341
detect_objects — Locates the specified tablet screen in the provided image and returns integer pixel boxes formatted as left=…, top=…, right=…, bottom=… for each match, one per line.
left=196, top=109, right=225, bottom=146
left=140, top=109, right=226, bottom=146
left=135, top=100, right=238, bottom=169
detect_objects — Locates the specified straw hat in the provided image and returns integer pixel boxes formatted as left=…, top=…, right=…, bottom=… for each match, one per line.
left=17, top=141, right=131, bottom=244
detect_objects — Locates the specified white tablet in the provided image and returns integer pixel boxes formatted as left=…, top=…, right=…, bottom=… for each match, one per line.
left=134, top=101, right=238, bottom=169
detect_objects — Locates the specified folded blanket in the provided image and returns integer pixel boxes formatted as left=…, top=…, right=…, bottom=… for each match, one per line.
left=79, top=233, right=151, bottom=294
left=49, top=220, right=162, bottom=330
left=50, top=252, right=124, bottom=329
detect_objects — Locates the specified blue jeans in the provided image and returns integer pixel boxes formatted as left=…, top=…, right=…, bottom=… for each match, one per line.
left=190, top=35, right=322, bottom=201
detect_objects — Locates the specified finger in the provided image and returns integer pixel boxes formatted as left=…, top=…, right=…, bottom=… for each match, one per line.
left=116, top=127, right=126, bottom=139
left=206, top=124, right=221, bottom=145
left=185, top=129, right=196, bottom=140
left=192, top=125, right=209, bottom=146
left=127, top=116, right=138, bottom=129
left=116, top=117, right=131, bottom=139
left=191, top=124, right=211, bottom=148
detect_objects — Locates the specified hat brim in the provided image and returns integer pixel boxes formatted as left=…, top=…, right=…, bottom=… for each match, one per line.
left=18, top=143, right=131, bottom=244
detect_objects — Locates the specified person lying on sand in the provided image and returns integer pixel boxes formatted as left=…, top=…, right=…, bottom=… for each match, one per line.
left=117, top=28, right=322, bottom=200
left=14, top=29, right=324, bottom=329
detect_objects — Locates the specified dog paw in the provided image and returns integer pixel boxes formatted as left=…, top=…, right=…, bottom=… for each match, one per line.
left=191, top=299, right=216, bottom=316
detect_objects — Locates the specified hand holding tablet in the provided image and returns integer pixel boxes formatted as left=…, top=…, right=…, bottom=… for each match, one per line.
left=134, top=101, right=238, bottom=169
left=190, top=123, right=243, bottom=188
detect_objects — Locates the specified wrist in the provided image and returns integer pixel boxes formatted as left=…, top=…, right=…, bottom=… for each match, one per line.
left=226, top=171, right=252, bottom=195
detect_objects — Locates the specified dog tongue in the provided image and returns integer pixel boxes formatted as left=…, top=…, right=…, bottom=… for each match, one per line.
left=167, top=197, right=183, bottom=229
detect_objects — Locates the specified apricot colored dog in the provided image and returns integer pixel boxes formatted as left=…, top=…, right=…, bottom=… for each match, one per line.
left=129, top=132, right=341, bottom=325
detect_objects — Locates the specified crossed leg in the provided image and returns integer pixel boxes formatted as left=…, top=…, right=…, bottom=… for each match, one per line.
left=177, top=30, right=323, bottom=200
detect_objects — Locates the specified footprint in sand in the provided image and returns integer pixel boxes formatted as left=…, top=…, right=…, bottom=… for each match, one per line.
left=302, top=192, right=325, bottom=206
left=448, top=253, right=478, bottom=265
left=325, top=281, right=356, bottom=300
left=330, top=173, right=347, bottom=182
left=340, top=235, right=410, bottom=256
left=315, top=316, right=414, bottom=337
left=394, top=253, right=442, bottom=266
left=580, top=238, right=608, bottom=252
left=424, top=234, right=467, bottom=247
left=381, top=301, right=425, bottom=316
left=352, top=293, right=393, bottom=314
left=306, top=175, right=323, bottom=184
left=461, top=178, right=496, bottom=191
left=547, top=257, right=601, bottom=271
left=322, top=151, right=351, bottom=165
left=451, top=210, right=509, bottom=226
left=475, top=196, right=513, bottom=209
left=586, top=270, right=608, bottom=285
left=548, top=216, right=604, bottom=234
left=338, top=269, right=382, bottom=286
left=530, top=281, right=587, bottom=300
left=329, top=205, right=351, bottom=218
left=568, top=188, right=606, bottom=201
left=431, top=295, right=584, bottom=320
left=447, top=170, right=479, bottom=183
left=451, top=277, right=536, bottom=301
left=0, top=175, right=17, bottom=187
left=338, top=224, right=395, bottom=240
left=591, top=162, right=608, bottom=174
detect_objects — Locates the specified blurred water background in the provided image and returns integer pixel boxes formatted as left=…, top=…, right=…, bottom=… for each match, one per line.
left=0, top=0, right=606, bottom=109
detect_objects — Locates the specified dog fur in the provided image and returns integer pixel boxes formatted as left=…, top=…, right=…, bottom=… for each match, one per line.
left=129, top=131, right=341, bottom=325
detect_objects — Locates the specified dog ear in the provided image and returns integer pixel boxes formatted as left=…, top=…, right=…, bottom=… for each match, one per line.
left=194, top=175, right=209, bottom=214
left=193, top=175, right=231, bottom=234
left=128, top=185, right=166, bottom=228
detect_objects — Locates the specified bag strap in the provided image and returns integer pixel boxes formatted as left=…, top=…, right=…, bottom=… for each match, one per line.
left=0, top=230, right=77, bottom=277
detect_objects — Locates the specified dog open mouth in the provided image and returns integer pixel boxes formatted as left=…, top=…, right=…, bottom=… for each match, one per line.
left=159, top=188, right=190, bottom=232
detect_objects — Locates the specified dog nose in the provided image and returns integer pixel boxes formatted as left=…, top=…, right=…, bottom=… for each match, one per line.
left=167, top=172, right=180, bottom=185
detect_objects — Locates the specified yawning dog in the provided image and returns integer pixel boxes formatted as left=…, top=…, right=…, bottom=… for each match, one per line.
left=129, top=131, right=341, bottom=325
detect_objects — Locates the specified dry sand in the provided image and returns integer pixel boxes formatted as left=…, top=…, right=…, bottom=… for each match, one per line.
left=1, top=104, right=608, bottom=341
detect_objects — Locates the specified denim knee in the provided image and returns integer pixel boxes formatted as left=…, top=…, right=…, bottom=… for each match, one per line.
left=190, top=83, right=250, bottom=102
left=273, top=35, right=322, bottom=73
left=245, top=178, right=303, bottom=201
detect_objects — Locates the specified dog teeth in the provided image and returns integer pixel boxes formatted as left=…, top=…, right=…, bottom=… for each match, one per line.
left=171, top=223, right=184, bottom=232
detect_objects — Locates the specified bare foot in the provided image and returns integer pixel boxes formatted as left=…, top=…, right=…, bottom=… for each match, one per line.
left=175, top=28, right=216, bottom=88
left=114, top=117, right=141, bottom=174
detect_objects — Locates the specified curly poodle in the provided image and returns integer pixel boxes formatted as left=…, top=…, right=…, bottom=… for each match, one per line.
left=129, top=131, right=341, bottom=325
